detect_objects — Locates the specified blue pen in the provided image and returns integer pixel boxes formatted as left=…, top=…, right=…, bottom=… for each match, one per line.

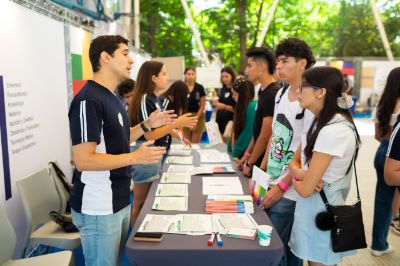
left=216, top=232, right=223, bottom=246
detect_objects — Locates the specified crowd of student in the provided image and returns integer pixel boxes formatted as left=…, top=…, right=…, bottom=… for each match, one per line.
left=68, top=35, right=400, bottom=266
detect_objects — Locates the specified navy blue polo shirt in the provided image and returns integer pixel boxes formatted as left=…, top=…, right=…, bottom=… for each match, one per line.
left=68, top=80, right=131, bottom=215
left=136, top=93, right=170, bottom=147
left=387, top=121, right=400, bottom=161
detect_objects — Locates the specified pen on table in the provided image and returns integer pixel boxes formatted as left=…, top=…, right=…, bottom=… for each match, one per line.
left=216, top=232, right=223, bottom=246
left=208, top=232, right=216, bottom=246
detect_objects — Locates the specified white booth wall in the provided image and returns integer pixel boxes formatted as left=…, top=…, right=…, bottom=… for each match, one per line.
left=0, top=0, right=149, bottom=257
left=0, top=0, right=71, bottom=256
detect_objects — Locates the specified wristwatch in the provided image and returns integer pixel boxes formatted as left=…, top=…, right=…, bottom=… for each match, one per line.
left=140, top=122, right=150, bottom=132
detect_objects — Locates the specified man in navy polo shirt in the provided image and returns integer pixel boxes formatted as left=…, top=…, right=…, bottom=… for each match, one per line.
left=69, top=35, right=174, bottom=266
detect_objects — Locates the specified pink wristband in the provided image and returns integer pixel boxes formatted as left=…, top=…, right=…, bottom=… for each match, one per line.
left=278, top=180, right=289, bottom=192
left=244, top=151, right=251, bottom=157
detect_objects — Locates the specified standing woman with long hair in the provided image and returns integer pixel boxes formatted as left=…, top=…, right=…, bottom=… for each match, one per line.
left=371, top=67, right=400, bottom=255
left=289, top=67, right=360, bottom=265
left=213, top=66, right=236, bottom=136
left=129, top=61, right=197, bottom=226
left=161, top=80, right=192, bottom=150
left=183, top=67, right=206, bottom=143
left=228, top=77, right=256, bottom=161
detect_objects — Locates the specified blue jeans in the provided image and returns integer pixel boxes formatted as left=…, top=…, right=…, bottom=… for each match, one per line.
left=267, top=197, right=302, bottom=266
left=372, top=140, right=396, bottom=251
left=72, top=205, right=131, bottom=266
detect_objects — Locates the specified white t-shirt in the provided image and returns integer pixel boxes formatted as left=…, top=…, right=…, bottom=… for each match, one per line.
left=266, top=86, right=314, bottom=201
left=253, top=83, right=261, bottom=100
left=301, top=114, right=357, bottom=183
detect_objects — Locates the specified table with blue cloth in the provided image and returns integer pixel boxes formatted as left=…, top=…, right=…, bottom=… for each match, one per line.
left=126, top=144, right=284, bottom=266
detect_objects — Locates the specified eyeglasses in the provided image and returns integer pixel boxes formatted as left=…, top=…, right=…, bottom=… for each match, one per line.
left=299, top=82, right=321, bottom=92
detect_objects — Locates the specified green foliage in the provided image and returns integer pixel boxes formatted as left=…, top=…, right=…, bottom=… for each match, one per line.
left=138, top=0, right=400, bottom=70
left=335, top=0, right=383, bottom=56
left=139, top=0, right=197, bottom=66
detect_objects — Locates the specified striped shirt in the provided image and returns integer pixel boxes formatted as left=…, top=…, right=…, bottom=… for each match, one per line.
left=136, top=93, right=169, bottom=147
left=387, top=121, right=400, bottom=161
left=68, top=80, right=131, bottom=215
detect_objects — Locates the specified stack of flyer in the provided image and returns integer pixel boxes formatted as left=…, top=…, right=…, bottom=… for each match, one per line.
left=225, top=228, right=258, bottom=240
left=192, top=164, right=236, bottom=175
left=205, top=195, right=254, bottom=214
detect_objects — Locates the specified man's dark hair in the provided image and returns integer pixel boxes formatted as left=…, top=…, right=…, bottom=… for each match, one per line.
left=89, top=35, right=129, bottom=72
left=117, top=79, right=135, bottom=97
left=275, top=38, right=316, bottom=69
left=245, top=47, right=276, bottom=75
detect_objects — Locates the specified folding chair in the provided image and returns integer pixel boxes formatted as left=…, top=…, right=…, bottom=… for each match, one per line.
left=16, top=168, right=80, bottom=254
left=0, top=205, right=73, bottom=265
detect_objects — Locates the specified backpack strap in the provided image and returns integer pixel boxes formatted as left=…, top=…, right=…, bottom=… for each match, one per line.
left=275, top=83, right=290, bottom=104
left=49, top=162, right=72, bottom=193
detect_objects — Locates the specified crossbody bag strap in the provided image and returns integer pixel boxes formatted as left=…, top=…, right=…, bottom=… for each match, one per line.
left=319, top=125, right=360, bottom=207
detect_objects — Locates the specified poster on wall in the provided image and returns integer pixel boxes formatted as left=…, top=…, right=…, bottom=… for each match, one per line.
left=196, top=66, right=222, bottom=89
left=70, top=25, right=92, bottom=96
left=0, top=0, right=71, bottom=255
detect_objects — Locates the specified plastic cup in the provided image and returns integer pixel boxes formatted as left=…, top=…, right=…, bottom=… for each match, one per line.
left=257, top=225, right=272, bottom=246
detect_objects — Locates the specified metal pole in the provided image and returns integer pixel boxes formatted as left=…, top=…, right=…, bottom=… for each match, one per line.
left=122, top=0, right=131, bottom=40
left=369, top=0, right=394, bottom=61
left=180, top=0, right=210, bottom=66
left=256, top=0, right=279, bottom=47
left=134, top=0, right=140, bottom=49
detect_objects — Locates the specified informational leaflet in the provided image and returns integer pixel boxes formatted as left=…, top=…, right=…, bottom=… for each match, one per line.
left=160, top=172, right=191, bottom=183
left=138, top=213, right=259, bottom=235
left=138, top=214, right=178, bottom=233
left=175, top=214, right=213, bottom=234
left=202, top=176, right=244, bottom=195
left=200, top=164, right=235, bottom=174
left=212, top=165, right=235, bottom=174
left=225, top=228, right=257, bottom=240
left=214, top=213, right=258, bottom=230
left=170, top=144, right=201, bottom=150
left=156, top=184, right=188, bottom=197
left=191, top=166, right=214, bottom=175
left=199, top=149, right=231, bottom=163
left=207, top=195, right=253, bottom=202
left=168, top=149, right=192, bottom=156
left=152, top=197, right=188, bottom=211
left=166, top=156, right=193, bottom=165
left=252, top=166, right=270, bottom=205
left=205, top=195, right=254, bottom=214
left=167, top=165, right=194, bottom=173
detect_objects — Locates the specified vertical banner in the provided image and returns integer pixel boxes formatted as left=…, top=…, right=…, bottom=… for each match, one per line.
left=70, top=26, right=92, bottom=96
left=0, top=76, right=11, bottom=199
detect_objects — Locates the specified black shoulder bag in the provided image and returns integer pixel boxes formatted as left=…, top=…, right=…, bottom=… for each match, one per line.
left=315, top=134, right=367, bottom=253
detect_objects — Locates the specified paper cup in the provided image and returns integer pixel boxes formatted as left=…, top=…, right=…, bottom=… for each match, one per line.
left=258, top=225, right=272, bottom=246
